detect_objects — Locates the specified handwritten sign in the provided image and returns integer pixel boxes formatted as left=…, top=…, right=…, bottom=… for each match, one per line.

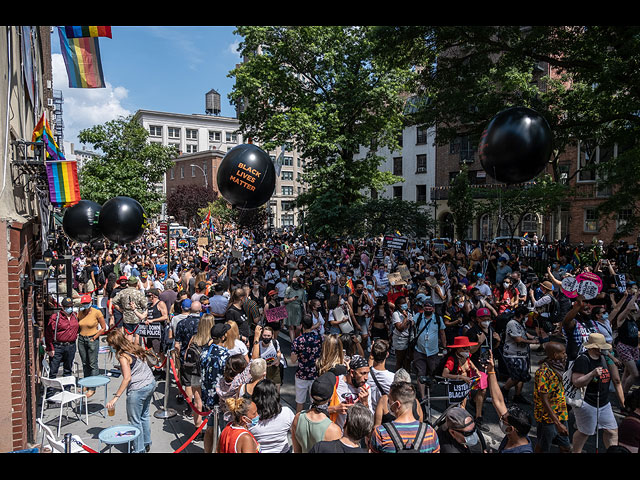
left=136, top=322, right=162, bottom=339
left=198, top=237, right=209, bottom=246
left=265, top=306, right=288, bottom=324
left=575, top=272, right=603, bottom=300
left=388, top=272, right=404, bottom=286
left=398, top=264, right=411, bottom=282
left=293, top=247, right=306, bottom=257
left=561, top=276, right=579, bottom=298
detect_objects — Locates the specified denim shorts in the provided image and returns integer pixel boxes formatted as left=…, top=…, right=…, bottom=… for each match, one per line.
left=536, top=420, right=570, bottom=452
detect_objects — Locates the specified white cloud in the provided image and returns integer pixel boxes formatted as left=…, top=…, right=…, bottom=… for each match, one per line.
left=52, top=53, right=131, bottom=149
left=228, top=41, right=241, bottom=57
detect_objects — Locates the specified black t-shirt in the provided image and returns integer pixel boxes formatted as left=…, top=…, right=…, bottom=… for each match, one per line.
left=225, top=304, right=250, bottom=338
left=465, top=324, right=495, bottom=368
left=308, top=439, right=367, bottom=454
left=572, top=353, right=611, bottom=407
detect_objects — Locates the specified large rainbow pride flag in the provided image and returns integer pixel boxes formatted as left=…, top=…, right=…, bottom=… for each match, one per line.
left=31, top=113, right=65, bottom=160
left=45, top=160, right=81, bottom=207
left=63, top=26, right=112, bottom=39
left=58, top=27, right=105, bottom=88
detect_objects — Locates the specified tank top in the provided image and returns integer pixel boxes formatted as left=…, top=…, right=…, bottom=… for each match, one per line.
left=127, top=354, right=155, bottom=393
left=147, top=302, right=164, bottom=323
left=218, top=424, right=260, bottom=453
left=295, top=411, right=332, bottom=453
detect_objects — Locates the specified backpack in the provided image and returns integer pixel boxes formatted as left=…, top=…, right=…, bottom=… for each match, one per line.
left=383, top=422, right=428, bottom=453
left=547, top=295, right=561, bottom=324
left=182, top=337, right=203, bottom=377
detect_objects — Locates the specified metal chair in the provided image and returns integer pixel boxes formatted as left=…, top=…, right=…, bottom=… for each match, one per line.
left=39, top=377, right=89, bottom=438
left=41, top=356, right=78, bottom=393
left=36, top=418, right=87, bottom=453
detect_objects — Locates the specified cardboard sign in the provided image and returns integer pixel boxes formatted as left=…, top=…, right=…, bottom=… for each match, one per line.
left=231, top=249, right=242, bottom=259
left=136, top=322, right=162, bottom=339
left=383, top=235, right=408, bottom=251
left=265, top=305, right=288, bottom=324
left=561, top=276, right=579, bottom=299
left=198, top=237, right=209, bottom=246
left=170, top=239, right=177, bottom=250
left=388, top=272, right=405, bottom=286
left=293, top=247, right=306, bottom=257
left=398, top=264, right=411, bottom=281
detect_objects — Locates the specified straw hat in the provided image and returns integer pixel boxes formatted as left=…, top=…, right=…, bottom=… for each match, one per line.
left=582, top=333, right=612, bottom=351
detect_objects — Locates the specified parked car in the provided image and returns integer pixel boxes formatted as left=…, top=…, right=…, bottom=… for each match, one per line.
left=491, top=236, right=532, bottom=245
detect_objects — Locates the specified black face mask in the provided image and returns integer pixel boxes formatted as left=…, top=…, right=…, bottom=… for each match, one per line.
left=261, top=337, right=272, bottom=345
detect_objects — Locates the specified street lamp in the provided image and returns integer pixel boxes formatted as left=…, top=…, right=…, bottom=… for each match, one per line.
left=42, top=249, right=54, bottom=267
left=190, top=164, right=208, bottom=188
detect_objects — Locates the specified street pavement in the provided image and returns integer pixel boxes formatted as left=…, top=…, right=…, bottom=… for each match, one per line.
left=36, top=330, right=628, bottom=453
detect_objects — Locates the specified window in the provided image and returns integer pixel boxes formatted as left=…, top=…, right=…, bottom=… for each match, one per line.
left=282, top=186, right=294, bottom=196
left=281, top=214, right=295, bottom=226
left=416, top=185, right=427, bottom=204
left=393, top=186, right=402, bottom=199
left=416, top=154, right=427, bottom=173
left=149, top=125, right=162, bottom=137
left=170, top=168, right=174, bottom=180
left=480, top=214, right=493, bottom=241
left=209, top=130, right=221, bottom=142
left=521, top=213, right=538, bottom=233
left=191, top=165, right=196, bottom=177
left=168, top=127, right=180, bottom=139
left=416, top=126, right=428, bottom=144
left=281, top=201, right=294, bottom=211
left=470, top=170, right=486, bottom=185
left=186, top=129, right=198, bottom=140
left=202, top=163, right=207, bottom=175
left=283, top=156, right=293, bottom=166
left=185, top=144, right=197, bottom=154
left=558, top=163, right=570, bottom=185
left=450, top=136, right=476, bottom=163
left=225, top=132, right=238, bottom=143
left=616, top=208, right=632, bottom=231
left=180, top=166, right=184, bottom=178
left=393, top=157, right=403, bottom=176
left=584, top=208, right=598, bottom=233
left=281, top=171, right=293, bottom=181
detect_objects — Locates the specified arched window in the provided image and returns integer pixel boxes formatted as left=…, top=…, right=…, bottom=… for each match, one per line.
left=521, top=213, right=539, bottom=235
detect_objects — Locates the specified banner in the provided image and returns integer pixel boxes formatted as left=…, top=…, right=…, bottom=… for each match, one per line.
left=136, top=322, right=162, bottom=339
left=382, top=235, right=408, bottom=250
left=293, top=247, right=306, bottom=257
left=447, top=380, right=471, bottom=402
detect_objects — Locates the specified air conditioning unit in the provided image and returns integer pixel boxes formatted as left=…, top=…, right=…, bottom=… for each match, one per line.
left=47, top=98, right=54, bottom=106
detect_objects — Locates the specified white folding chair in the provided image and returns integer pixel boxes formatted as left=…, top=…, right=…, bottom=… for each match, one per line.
left=39, top=377, right=88, bottom=438
left=36, top=418, right=87, bottom=453
left=41, top=357, right=78, bottom=393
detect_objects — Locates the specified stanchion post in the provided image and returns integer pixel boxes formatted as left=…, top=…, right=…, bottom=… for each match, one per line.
left=154, top=347, right=177, bottom=419
left=212, top=405, right=220, bottom=453
left=64, top=433, right=72, bottom=453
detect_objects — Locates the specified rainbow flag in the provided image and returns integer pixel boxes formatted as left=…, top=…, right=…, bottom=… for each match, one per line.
left=523, top=232, right=529, bottom=238
left=58, top=27, right=105, bottom=88
left=46, top=161, right=81, bottom=206
left=556, top=247, right=562, bottom=261
left=63, top=26, right=112, bottom=38
left=32, top=113, right=65, bottom=160
left=572, top=247, right=581, bottom=265
left=346, top=277, right=355, bottom=293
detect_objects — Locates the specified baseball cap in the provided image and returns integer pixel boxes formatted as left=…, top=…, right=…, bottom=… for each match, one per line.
left=80, top=294, right=92, bottom=304
left=128, top=276, right=139, bottom=286
left=414, top=293, right=429, bottom=306
left=118, top=275, right=128, bottom=282
left=311, top=372, right=337, bottom=403
left=181, top=299, right=192, bottom=310
left=210, top=323, right=230, bottom=339
left=476, top=307, right=491, bottom=317
left=444, top=406, right=474, bottom=431
left=61, top=297, right=73, bottom=307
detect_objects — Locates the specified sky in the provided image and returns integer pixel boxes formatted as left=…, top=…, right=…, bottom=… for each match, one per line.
left=50, top=26, right=243, bottom=150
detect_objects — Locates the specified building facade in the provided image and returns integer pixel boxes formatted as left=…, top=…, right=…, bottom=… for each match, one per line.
left=0, top=26, right=54, bottom=451
left=135, top=108, right=308, bottom=230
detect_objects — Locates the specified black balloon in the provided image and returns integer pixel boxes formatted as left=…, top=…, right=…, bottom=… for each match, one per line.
left=62, top=200, right=102, bottom=243
left=478, top=106, right=553, bottom=184
left=217, top=144, right=276, bottom=209
left=98, top=196, right=147, bottom=245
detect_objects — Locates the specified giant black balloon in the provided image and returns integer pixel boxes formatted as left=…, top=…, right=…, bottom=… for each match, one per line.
left=62, top=200, right=102, bottom=243
left=217, top=144, right=276, bottom=209
left=98, top=196, right=146, bottom=245
left=478, top=107, right=553, bottom=184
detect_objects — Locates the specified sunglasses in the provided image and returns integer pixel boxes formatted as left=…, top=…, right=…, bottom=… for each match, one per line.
left=453, top=425, right=477, bottom=437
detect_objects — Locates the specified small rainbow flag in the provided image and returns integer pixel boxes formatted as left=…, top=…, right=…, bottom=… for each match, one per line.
left=58, top=27, right=105, bottom=88
left=32, top=113, right=65, bottom=160
left=556, top=247, right=562, bottom=261
left=523, top=232, right=529, bottom=238
left=46, top=161, right=81, bottom=206
left=63, top=26, right=112, bottom=38
left=572, top=247, right=581, bottom=265
left=346, top=277, right=355, bottom=293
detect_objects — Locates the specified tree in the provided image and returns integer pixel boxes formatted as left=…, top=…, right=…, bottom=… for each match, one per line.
left=198, top=197, right=268, bottom=236
left=77, top=115, right=177, bottom=215
left=229, top=26, right=414, bottom=229
left=167, top=185, right=217, bottom=226
left=371, top=26, right=640, bottom=234
left=447, top=165, right=476, bottom=240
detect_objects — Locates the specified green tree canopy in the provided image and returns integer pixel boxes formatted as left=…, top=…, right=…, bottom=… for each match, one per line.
left=77, top=115, right=177, bottom=215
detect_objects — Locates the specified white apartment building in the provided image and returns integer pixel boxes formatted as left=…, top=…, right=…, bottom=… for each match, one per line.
left=134, top=108, right=307, bottom=229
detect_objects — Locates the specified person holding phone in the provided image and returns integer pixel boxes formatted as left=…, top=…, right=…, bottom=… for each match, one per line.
left=284, top=276, right=306, bottom=343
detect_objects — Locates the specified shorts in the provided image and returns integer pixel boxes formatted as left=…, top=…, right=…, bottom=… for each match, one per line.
left=189, top=375, right=202, bottom=388
left=122, top=322, right=140, bottom=335
left=266, top=364, right=282, bottom=385
left=180, top=366, right=194, bottom=388
left=412, top=351, right=439, bottom=378
left=616, top=342, right=639, bottom=364
left=503, top=356, right=532, bottom=383
left=370, top=324, right=388, bottom=341
left=355, top=316, right=369, bottom=335
left=536, top=420, right=571, bottom=452
left=294, top=377, right=314, bottom=404
left=573, top=401, right=618, bottom=436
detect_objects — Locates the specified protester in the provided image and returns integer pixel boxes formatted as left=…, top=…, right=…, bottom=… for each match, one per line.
left=248, top=379, right=295, bottom=453
left=76, top=293, right=107, bottom=397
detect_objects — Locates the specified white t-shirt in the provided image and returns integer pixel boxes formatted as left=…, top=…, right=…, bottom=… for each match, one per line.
left=335, top=375, right=373, bottom=429
left=228, top=339, right=249, bottom=358
left=367, top=367, right=395, bottom=412
left=503, top=319, right=529, bottom=358
left=312, top=311, right=325, bottom=336
left=248, top=406, right=295, bottom=453
left=391, top=311, right=410, bottom=350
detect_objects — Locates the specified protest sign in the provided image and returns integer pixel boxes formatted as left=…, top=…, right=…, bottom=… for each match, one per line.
left=136, top=322, right=162, bottom=339
left=382, top=235, right=408, bottom=251
left=293, top=247, right=306, bottom=257
left=575, top=272, right=603, bottom=300
left=265, top=306, right=288, bottom=324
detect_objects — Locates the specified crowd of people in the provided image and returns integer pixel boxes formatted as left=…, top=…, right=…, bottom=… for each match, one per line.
left=41, top=226, right=640, bottom=454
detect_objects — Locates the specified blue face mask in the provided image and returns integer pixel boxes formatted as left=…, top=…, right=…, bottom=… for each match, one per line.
left=248, top=415, right=260, bottom=427
left=400, top=304, right=408, bottom=311
left=64, top=307, right=74, bottom=314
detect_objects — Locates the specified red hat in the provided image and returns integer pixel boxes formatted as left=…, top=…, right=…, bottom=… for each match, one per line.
left=447, top=336, right=478, bottom=349
left=476, top=307, right=491, bottom=318
left=118, top=275, right=127, bottom=282
left=80, top=294, right=92, bottom=304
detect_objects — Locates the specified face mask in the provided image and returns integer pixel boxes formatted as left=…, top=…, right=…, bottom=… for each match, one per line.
left=400, top=304, right=408, bottom=311
left=601, top=313, right=609, bottom=321
left=261, top=337, right=272, bottom=345
left=481, top=320, right=491, bottom=329
left=246, top=415, right=260, bottom=428
left=64, top=307, right=74, bottom=314
left=463, top=430, right=479, bottom=447
left=458, top=351, right=470, bottom=359
left=457, top=302, right=465, bottom=308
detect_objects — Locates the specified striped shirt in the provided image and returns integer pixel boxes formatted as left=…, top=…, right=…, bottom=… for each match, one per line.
left=370, top=421, right=440, bottom=453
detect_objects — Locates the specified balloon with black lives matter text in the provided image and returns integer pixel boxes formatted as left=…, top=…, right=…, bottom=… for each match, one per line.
left=216, top=144, right=276, bottom=209
left=62, top=199, right=102, bottom=243
left=98, top=196, right=147, bottom=245
left=478, top=107, right=553, bottom=184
